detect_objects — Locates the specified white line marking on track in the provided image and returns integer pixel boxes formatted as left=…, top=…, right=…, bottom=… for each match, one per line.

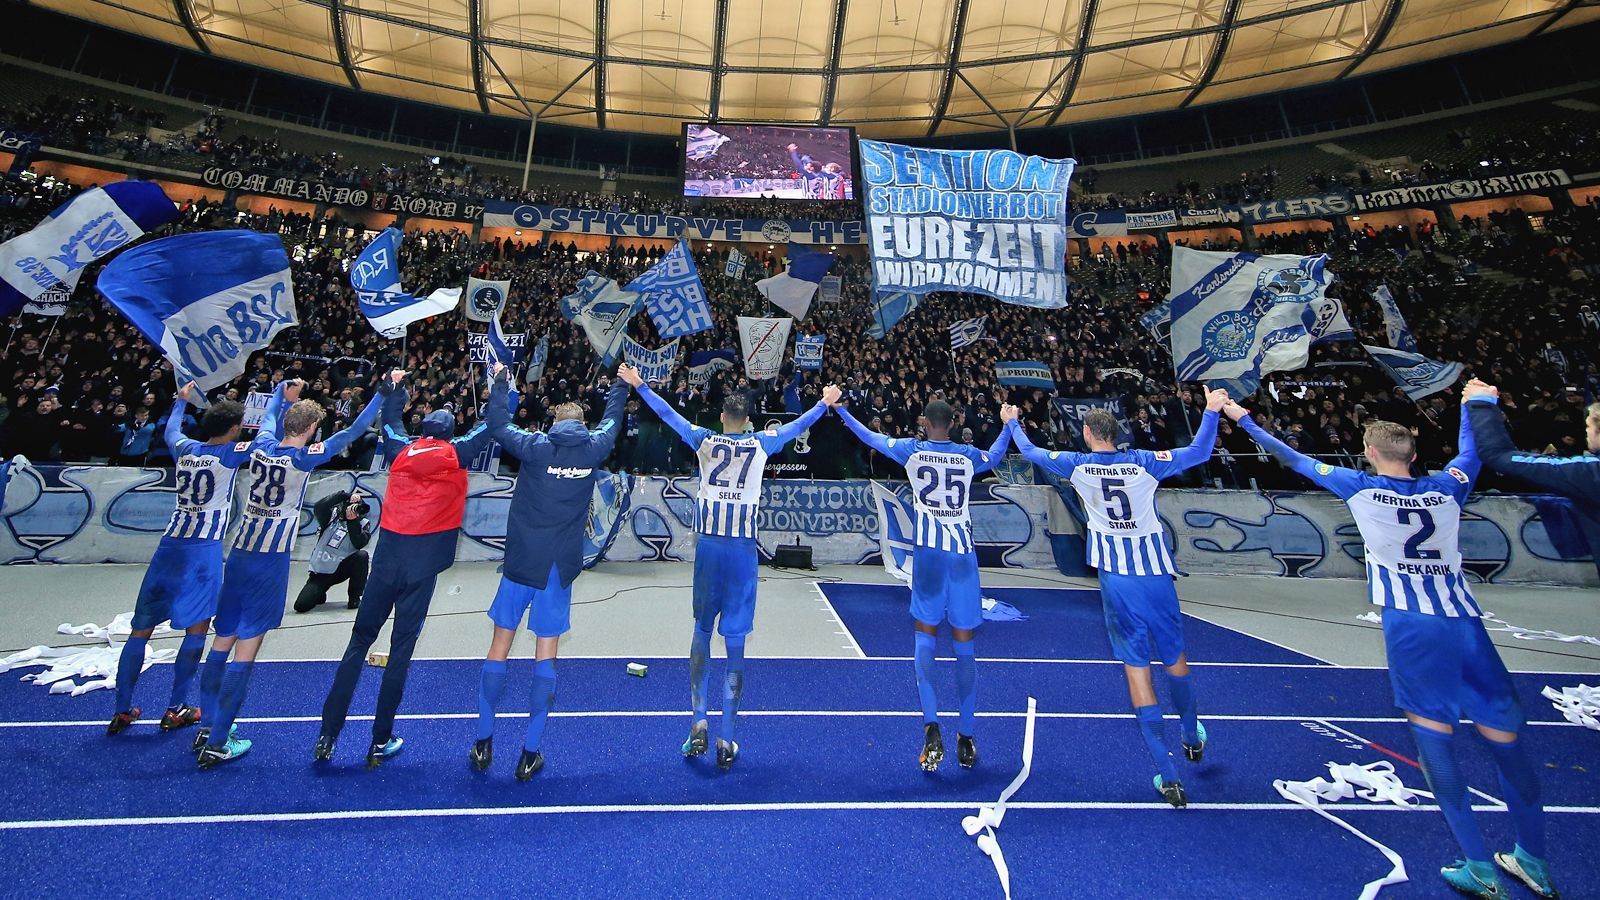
left=2, top=800, right=1595, bottom=830
left=0, top=710, right=1578, bottom=728
left=811, top=582, right=867, bottom=658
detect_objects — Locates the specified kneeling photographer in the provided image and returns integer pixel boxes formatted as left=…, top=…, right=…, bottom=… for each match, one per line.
left=294, top=489, right=373, bottom=612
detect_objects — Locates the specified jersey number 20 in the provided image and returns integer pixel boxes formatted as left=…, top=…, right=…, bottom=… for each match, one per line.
left=174, top=468, right=216, bottom=508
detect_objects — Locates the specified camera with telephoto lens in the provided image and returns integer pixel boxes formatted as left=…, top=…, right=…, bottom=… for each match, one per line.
left=348, top=500, right=371, bottom=518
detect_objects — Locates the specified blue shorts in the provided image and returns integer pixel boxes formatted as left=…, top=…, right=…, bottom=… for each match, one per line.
left=489, top=565, right=573, bottom=638
left=1099, top=571, right=1185, bottom=667
left=213, top=549, right=291, bottom=641
left=131, top=539, right=224, bottom=631
left=1382, top=606, right=1524, bottom=732
left=911, top=547, right=982, bottom=631
left=693, top=534, right=758, bottom=637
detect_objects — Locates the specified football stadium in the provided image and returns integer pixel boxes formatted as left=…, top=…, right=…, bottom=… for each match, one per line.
left=1, top=1, right=1599, bottom=896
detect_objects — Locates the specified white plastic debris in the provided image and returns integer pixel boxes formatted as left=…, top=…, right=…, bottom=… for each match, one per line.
left=1357, top=611, right=1384, bottom=624
left=1, top=613, right=176, bottom=696
left=1481, top=612, right=1600, bottom=648
left=1541, top=684, right=1600, bottom=731
left=1275, top=761, right=1420, bottom=900
left=957, top=697, right=1036, bottom=900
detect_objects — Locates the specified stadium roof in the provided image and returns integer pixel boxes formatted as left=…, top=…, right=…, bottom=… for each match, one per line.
left=41, top=0, right=1599, bottom=136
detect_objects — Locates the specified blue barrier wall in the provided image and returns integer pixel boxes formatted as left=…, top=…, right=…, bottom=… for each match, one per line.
left=0, top=466, right=1594, bottom=587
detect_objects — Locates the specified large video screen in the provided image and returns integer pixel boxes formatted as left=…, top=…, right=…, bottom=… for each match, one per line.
left=683, top=123, right=856, bottom=200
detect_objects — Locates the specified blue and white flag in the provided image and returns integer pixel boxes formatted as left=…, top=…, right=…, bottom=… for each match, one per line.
left=1371, top=285, right=1417, bottom=352
left=351, top=228, right=459, bottom=338
left=526, top=334, right=550, bottom=385
left=0, top=180, right=177, bottom=317
left=686, top=125, right=730, bottom=160
left=561, top=271, right=641, bottom=366
left=818, top=275, right=842, bottom=304
left=869, top=481, right=915, bottom=582
left=464, top=277, right=510, bottom=323
left=1167, top=246, right=1333, bottom=394
left=96, top=231, right=296, bottom=400
left=686, top=348, right=738, bottom=389
left=623, top=336, right=680, bottom=385
left=949, top=315, right=989, bottom=350
left=859, top=140, right=1074, bottom=309
left=626, top=239, right=713, bottom=338
left=1139, top=301, right=1171, bottom=338
left=1364, top=344, right=1463, bottom=400
left=795, top=333, right=825, bottom=370
left=1308, top=296, right=1356, bottom=345
left=866, top=290, right=920, bottom=339
left=756, top=243, right=834, bottom=320
left=487, top=313, right=525, bottom=368
left=724, top=247, right=747, bottom=278
left=995, top=361, right=1056, bottom=390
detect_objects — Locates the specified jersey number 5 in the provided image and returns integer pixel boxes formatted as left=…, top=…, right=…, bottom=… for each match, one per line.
left=1397, top=508, right=1442, bottom=560
left=1101, top=478, right=1133, bottom=522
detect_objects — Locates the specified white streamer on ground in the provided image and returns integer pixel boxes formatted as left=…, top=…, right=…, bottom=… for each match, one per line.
left=1541, top=684, right=1600, bottom=730
left=1275, top=761, right=1422, bottom=900
left=1481, top=611, right=1600, bottom=647
left=0, top=613, right=174, bottom=696
left=960, top=696, right=1036, bottom=900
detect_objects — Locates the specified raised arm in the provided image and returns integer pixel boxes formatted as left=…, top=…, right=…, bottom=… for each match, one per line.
left=588, top=379, right=630, bottom=460
left=378, top=372, right=416, bottom=464
left=834, top=404, right=901, bottom=460
left=164, top=393, right=195, bottom=457
left=1150, top=410, right=1220, bottom=479
left=486, top=368, right=547, bottom=462
left=1234, top=408, right=1359, bottom=498
left=258, top=381, right=288, bottom=440
left=299, top=394, right=382, bottom=467
left=760, top=399, right=829, bottom=454
left=1003, top=410, right=1072, bottom=476
left=972, top=423, right=1012, bottom=475
left=635, top=381, right=703, bottom=447
left=1467, top=394, right=1600, bottom=498
left=1447, top=399, right=1481, bottom=482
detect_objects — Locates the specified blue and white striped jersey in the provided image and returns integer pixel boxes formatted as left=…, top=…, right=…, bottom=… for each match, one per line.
left=231, top=386, right=383, bottom=554
left=160, top=397, right=250, bottom=542
left=838, top=407, right=1011, bottom=554
left=1240, top=414, right=1482, bottom=617
left=636, top=385, right=827, bottom=540
left=1008, top=412, right=1219, bottom=577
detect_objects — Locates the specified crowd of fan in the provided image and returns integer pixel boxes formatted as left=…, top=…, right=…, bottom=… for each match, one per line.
left=1, top=162, right=1598, bottom=488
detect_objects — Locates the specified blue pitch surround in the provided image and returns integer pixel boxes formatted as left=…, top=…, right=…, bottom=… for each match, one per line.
left=0, top=584, right=1594, bottom=899
left=817, top=582, right=1322, bottom=664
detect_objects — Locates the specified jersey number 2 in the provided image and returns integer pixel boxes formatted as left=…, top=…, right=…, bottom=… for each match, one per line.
left=1397, top=508, right=1442, bottom=560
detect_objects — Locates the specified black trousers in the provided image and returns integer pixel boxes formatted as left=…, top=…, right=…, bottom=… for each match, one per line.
left=293, top=551, right=369, bottom=612
left=318, top=565, right=437, bottom=745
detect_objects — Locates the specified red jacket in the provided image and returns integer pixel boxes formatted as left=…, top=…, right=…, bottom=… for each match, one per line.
left=382, top=437, right=469, bottom=535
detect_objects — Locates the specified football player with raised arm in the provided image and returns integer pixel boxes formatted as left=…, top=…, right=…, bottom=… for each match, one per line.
left=473, top=365, right=627, bottom=780
left=197, top=379, right=382, bottom=768
left=108, top=383, right=247, bottom=738
left=1227, top=398, right=1555, bottom=899
left=832, top=395, right=1010, bottom=772
left=619, top=363, right=840, bottom=770
left=1002, top=389, right=1225, bottom=807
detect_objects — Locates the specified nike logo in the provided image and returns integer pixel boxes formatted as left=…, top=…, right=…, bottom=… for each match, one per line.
left=407, top=445, right=445, bottom=456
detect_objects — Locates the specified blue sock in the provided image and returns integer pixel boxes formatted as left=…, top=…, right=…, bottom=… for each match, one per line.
left=913, top=632, right=939, bottom=725
left=198, top=648, right=229, bottom=723
left=206, top=661, right=255, bottom=749
left=1167, top=673, right=1199, bottom=744
left=689, top=627, right=712, bottom=722
left=113, top=637, right=148, bottom=715
left=1412, top=725, right=1488, bottom=863
left=1136, top=705, right=1180, bottom=784
left=721, top=636, right=747, bottom=745
left=478, top=659, right=508, bottom=741
left=1486, top=737, right=1546, bottom=859
left=524, top=659, right=557, bottom=752
left=168, top=633, right=206, bottom=710
left=953, top=639, right=977, bottom=737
